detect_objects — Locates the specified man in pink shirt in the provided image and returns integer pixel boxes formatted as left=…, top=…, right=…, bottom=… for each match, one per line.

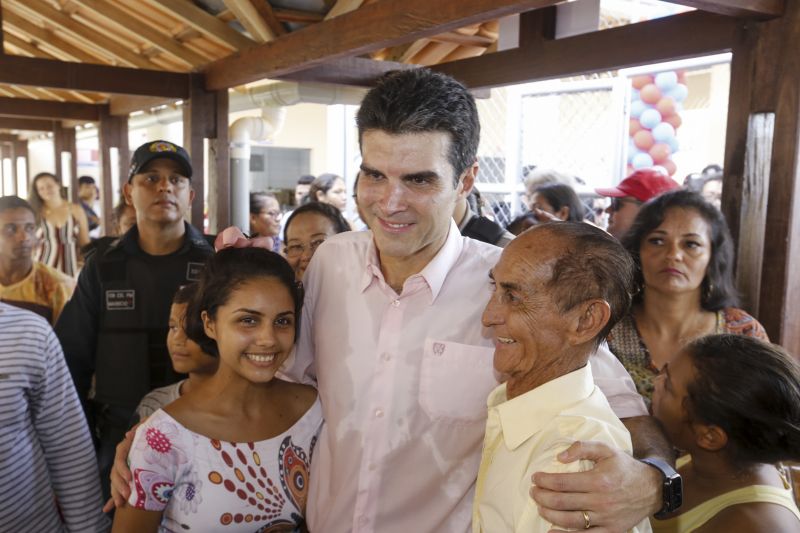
left=288, top=69, right=675, bottom=532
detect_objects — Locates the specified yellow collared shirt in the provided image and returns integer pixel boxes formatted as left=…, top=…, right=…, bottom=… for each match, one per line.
left=472, top=364, right=652, bottom=533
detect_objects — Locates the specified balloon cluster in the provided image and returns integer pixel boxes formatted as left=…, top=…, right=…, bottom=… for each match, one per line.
left=628, top=70, right=687, bottom=177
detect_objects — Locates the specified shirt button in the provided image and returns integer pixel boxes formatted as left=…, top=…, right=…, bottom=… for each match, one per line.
left=369, top=463, right=377, bottom=471
left=391, top=299, right=400, bottom=307
left=374, top=408, right=384, bottom=418
left=358, top=515, right=369, bottom=527
left=382, top=352, right=391, bottom=362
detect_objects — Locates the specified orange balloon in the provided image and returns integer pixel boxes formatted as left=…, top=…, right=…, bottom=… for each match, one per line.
left=640, top=84, right=662, bottom=104
left=629, top=118, right=643, bottom=135
left=633, top=130, right=655, bottom=150
left=664, top=113, right=683, bottom=129
left=677, top=70, right=687, bottom=84
left=649, top=143, right=672, bottom=164
left=656, top=97, right=676, bottom=117
left=632, top=75, right=653, bottom=90
left=662, top=159, right=677, bottom=176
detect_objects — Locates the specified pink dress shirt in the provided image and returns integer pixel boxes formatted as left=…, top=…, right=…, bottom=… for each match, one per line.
left=287, top=221, right=647, bottom=533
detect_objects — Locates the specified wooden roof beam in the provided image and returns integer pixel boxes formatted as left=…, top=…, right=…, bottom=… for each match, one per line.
left=204, top=0, right=564, bottom=90
left=73, top=0, right=209, bottom=68
left=147, top=0, right=256, bottom=51
left=277, top=56, right=416, bottom=86
left=272, top=7, right=323, bottom=24
left=0, top=55, right=190, bottom=98
left=0, top=117, right=57, bottom=131
left=432, top=11, right=739, bottom=89
left=663, top=0, right=784, bottom=19
left=0, top=97, right=103, bottom=121
left=7, top=0, right=156, bottom=68
left=248, top=1, right=287, bottom=37
left=3, top=33, right=58, bottom=59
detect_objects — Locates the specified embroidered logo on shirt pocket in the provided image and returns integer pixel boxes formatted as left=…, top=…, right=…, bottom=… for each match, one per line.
left=419, top=338, right=497, bottom=424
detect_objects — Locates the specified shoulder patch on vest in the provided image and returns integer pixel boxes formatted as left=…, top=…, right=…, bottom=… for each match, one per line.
left=186, top=262, right=204, bottom=281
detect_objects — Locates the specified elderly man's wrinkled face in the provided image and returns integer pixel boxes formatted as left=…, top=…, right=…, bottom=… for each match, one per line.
left=482, top=230, right=572, bottom=396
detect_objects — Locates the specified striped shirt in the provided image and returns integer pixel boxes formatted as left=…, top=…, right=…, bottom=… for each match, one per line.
left=0, top=303, right=109, bottom=532
left=131, top=380, right=183, bottom=425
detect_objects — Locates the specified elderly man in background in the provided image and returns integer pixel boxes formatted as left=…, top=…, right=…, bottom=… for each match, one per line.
left=474, top=222, right=653, bottom=532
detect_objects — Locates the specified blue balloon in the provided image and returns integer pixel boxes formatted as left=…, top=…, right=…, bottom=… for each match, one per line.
left=632, top=152, right=654, bottom=169
left=640, top=108, right=662, bottom=129
left=628, top=142, right=639, bottom=163
left=631, top=89, right=641, bottom=101
left=630, top=99, right=648, bottom=118
left=667, top=83, right=688, bottom=102
left=655, top=71, right=678, bottom=92
left=667, top=135, right=680, bottom=153
left=653, top=122, right=676, bottom=142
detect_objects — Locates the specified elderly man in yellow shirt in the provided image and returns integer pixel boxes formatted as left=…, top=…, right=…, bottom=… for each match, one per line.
left=473, top=222, right=652, bottom=533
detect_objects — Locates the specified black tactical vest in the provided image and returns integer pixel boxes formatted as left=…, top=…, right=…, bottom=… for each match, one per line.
left=93, top=234, right=213, bottom=408
left=461, top=214, right=507, bottom=246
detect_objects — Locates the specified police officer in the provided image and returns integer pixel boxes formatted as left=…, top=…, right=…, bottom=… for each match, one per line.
left=56, top=140, right=214, bottom=498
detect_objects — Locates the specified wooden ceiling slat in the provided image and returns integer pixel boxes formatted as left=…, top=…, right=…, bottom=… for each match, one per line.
left=663, top=0, right=784, bottom=18
left=3, top=8, right=106, bottom=63
left=204, top=0, right=563, bottom=90
left=73, top=0, right=209, bottom=68
left=429, top=30, right=495, bottom=47
left=7, top=0, right=156, bottom=68
left=0, top=96, right=102, bottom=120
left=222, top=0, right=277, bottom=43
left=147, top=0, right=255, bottom=51
left=0, top=55, right=190, bottom=98
left=3, top=33, right=58, bottom=59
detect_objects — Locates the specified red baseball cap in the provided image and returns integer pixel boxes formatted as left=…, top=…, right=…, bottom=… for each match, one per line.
left=595, top=169, right=681, bottom=203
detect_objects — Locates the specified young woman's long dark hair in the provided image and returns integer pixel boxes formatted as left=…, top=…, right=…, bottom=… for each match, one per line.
left=622, top=189, right=738, bottom=310
left=184, top=248, right=302, bottom=357
left=685, top=334, right=800, bottom=469
left=282, top=202, right=351, bottom=243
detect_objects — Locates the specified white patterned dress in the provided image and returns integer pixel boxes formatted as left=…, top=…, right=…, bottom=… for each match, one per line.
left=126, top=397, right=322, bottom=532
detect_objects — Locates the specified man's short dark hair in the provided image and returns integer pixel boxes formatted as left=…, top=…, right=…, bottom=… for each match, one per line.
left=356, top=68, right=480, bottom=185
left=0, top=196, right=37, bottom=218
left=78, top=176, right=96, bottom=186
left=536, top=222, right=635, bottom=346
left=297, top=174, right=315, bottom=186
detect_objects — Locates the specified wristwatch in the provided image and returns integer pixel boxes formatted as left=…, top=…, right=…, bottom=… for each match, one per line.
left=640, top=457, right=683, bottom=518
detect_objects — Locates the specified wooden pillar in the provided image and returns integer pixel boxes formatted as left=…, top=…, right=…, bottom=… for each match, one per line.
left=0, top=143, right=12, bottom=195
left=183, top=73, right=229, bottom=232
left=98, top=108, right=129, bottom=234
left=52, top=121, right=78, bottom=201
left=14, top=139, right=29, bottom=192
left=723, top=4, right=800, bottom=355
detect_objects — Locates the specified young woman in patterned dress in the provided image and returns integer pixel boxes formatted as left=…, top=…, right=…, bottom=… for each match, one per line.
left=28, top=172, right=90, bottom=277
left=112, top=247, right=321, bottom=532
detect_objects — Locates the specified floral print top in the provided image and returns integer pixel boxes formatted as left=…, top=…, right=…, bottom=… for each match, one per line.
left=126, top=397, right=322, bottom=532
left=608, top=307, right=769, bottom=407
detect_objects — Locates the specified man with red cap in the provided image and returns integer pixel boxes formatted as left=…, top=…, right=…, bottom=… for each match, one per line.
left=595, top=169, right=680, bottom=239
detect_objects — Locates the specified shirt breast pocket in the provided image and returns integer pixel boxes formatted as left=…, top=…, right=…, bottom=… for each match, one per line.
left=419, top=338, right=497, bottom=424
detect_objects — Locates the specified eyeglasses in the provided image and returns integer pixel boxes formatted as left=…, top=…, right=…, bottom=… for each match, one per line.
left=609, top=198, right=642, bottom=211
left=260, top=210, right=282, bottom=220
left=284, top=238, right=326, bottom=258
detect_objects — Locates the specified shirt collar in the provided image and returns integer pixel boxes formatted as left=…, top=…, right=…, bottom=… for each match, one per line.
left=358, top=219, right=464, bottom=304
left=488, top=364, right=595, bottom=451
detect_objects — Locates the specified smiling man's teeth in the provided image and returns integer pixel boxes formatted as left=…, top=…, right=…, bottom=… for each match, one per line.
left=386, top=222, right=410, bottom=228
left=497, top=337, right=515, bottom=344
left=245, top=353, right=275, bottom=363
